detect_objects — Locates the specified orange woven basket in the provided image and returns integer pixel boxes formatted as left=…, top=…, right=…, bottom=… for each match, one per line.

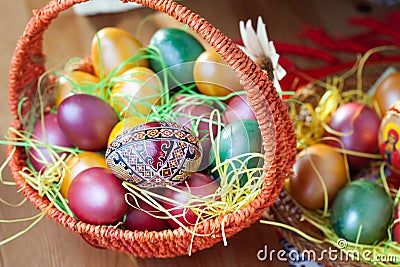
left=6, top=0, right=296, bottom=258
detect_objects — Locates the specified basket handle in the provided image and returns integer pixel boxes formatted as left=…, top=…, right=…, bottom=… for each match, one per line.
left=8, top=0, right=296, bottom=187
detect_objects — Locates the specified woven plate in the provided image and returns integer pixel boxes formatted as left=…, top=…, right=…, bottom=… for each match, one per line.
left=7, top=0, right=296, bottom=258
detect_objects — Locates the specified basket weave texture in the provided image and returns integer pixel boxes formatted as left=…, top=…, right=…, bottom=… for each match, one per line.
left=7, top=0, right=297, bottom=258
left=269, top=62, right=399, bottom=267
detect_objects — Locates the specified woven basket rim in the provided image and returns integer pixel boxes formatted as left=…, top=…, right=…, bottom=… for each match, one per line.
left=6, top=0, right=297, bottom=258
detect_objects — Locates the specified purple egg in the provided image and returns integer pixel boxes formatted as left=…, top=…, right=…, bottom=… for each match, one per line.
left=124, top=199, right=170, bottom=231
left=28, top=113, right=73, bottom=172
left=57, top=94, right=119, bottom=151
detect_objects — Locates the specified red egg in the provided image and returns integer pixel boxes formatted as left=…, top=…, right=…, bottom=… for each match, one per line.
left=325, top=102, right=380, bottom=172
left=161, top=172, right=219, bottom=229
left=124, top=199, right=170, bottom=231
left=68, top=167, right=129, bottom=225
left=223, top=94, right=256, bottom=125
left=28, top=113, right=73, bottom=172
left=57, top=94, right=119, bottom=151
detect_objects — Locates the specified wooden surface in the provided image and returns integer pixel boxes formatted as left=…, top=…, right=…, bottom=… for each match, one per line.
left=0, top=1, right=396, bottom=266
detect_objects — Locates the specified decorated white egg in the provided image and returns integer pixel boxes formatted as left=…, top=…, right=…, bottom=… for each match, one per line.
left=378, top=100, right=400, bottom=176
left=105, top=121, right=202, bottom=187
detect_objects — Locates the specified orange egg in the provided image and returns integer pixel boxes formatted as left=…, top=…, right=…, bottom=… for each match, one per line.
left=193, top=50, right=243, bottom=97
left=54, top=70, right=100, bottom=107
left=110, top=67, right=162, bottom=118
left=107, top=116, right=147, bottom=146
left=289, top=143, right=348, bottom=210
left=61, top=151, right=108, bottom=199
left=91, top=27, right=148, bottom=79
left=373, top=71, right=400, bottom=117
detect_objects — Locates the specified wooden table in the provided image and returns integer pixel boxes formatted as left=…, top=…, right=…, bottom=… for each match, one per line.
left=0, top=1, right=395, bottom=266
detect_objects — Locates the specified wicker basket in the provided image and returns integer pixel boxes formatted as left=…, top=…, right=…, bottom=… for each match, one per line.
left=6, top=0, right=297, bottom=258
left=269, top=61, right=400, bottom=267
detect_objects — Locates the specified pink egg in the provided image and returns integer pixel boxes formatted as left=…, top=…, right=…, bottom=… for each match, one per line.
left=173, top=97, right=219, bottom=170
left=68, top=167, right=129, bottom=225
left=223, top=94, right=256, bottom=125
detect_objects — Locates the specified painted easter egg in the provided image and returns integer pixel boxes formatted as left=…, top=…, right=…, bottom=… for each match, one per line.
left=378, top=100, right=400, bottom=176
left=105, top=121, right=202, bottom=187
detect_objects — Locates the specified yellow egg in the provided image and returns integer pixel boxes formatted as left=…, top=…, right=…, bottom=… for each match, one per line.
left=373, top=71, right=400, bottom=117
left=61, top=151, right=108, bottom=199
left=91, top=27, right=148, bottom=78
left=193, top=50, right=243, bottom=97
left=108, top=116, right=147, bottom=146
left=54, top=70, right=100, bottom=107
left=110, top=67, right=163, bottom=118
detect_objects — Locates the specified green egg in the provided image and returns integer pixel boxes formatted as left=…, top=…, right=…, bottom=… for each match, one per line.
left=330, top=179, right=392, bottom=244
left=209, top=119, right=263, bottom=186
left=149, top=28, right=205, bottom=86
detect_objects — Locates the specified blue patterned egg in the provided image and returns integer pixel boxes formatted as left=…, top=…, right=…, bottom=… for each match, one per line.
left=105, top=121, right=202, bottom=188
